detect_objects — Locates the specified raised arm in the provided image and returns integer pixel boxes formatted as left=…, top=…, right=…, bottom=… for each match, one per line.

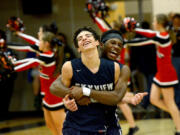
left=88, top=11, right=111, bottom=32
left=13, top=53, right=55, bottom=72
left=125, top=31, right=171, bottom=48
left=15, top=31, right=39, bottom=45
left=13, top=58, right=40, bottom=72
left=7, top=42, right=40, bottom=53
left=93, top=15, right=111, bottom=32
left=50, top=61, right=73, bottom=98
left=135, top=28, right=156, bottom=38
left=124, top=37, right=156, bottom=47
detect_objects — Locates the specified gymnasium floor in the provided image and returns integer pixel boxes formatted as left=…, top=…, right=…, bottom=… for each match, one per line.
left=0, top=117, right=175, bottom=135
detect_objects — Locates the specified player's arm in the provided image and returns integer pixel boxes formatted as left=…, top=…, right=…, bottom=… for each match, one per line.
left=71, top=62, right=130, bottom=106
left=50, top=61, right=73, bottom=98
left=89, top=63, right=147, bottom=106
left=121, top=92, right=148, bottom=105
left=89, top=63, right=130, bottom=105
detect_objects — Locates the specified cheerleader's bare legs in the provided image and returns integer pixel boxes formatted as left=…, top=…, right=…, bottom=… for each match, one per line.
left=150, top=83, right=180, bottom=132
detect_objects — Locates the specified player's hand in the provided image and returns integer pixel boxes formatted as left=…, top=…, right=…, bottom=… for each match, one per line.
left=70, top=86, right=84, bottom=100
left=76, top=96, right=91, bottom=106
left=63, top=94, right=78, bottom=112
left=130, top=92, right=148, bottom=105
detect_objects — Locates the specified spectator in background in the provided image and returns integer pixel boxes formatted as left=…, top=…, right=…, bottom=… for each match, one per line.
left=0, top=29, right=17, bottom=121
left=171, top=13, right=180, bottom=109
left=130, top=21, right=157, bottom=109
left=56, top=32, right=76, bottom=62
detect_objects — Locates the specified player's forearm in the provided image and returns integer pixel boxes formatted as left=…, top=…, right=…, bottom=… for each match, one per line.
left=121, top=96, right=132, bottom=104
left=90, top=84, right=127, bottom=106
left=121, top=92, right=135, bottom=104
left=50, top=76, right=71, bottom=98
left=90, top=90, right=120, bottom=106
left=89, top=77, right=128, bottom=105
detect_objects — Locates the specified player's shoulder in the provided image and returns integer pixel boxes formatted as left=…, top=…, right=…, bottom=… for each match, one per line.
left=120, top=65, right=131, bottom=79
left=62, top=60, right=72, bottom=72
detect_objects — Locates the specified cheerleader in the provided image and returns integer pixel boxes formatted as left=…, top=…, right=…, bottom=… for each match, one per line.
left=7, top=31, right=65, bottom=135
left=125, top=14, right=180, bottom=135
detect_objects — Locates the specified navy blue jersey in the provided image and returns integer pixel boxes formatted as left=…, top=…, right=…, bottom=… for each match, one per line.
left=63, top=58, right=119, bottom=132
left=104, top=61, right=123, bottom=130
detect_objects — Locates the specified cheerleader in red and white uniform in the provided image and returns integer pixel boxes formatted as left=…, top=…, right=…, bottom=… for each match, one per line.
left=126, top=14, right=180, bottom=135
left=8, top=31, right=65, bottom=135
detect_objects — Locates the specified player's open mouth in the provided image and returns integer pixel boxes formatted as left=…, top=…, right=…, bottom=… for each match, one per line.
left=83, top=41, right=91, bottom=47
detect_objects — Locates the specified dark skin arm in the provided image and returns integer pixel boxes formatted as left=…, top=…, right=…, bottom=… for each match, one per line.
left=50, top=75, right=71, bottom=97
left=50, top=61, right=72, bottom=97
left=51, top=61, right=130, bottom=106
left=90, top=65, right=130, bottom=105
left=71, top=64, right=130, bottom=106
left=50, top=61, right=90, bottom=106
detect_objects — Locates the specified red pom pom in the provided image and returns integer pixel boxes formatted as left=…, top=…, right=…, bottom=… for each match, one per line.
left=6, top=16, right=25, bottom=32
left=123, top=17, right=137, bottom=32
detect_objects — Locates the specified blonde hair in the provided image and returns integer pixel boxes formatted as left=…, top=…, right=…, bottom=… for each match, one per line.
left=42, top=32, right=64, bottom=76
left=156, top=14, right=169, bottom=28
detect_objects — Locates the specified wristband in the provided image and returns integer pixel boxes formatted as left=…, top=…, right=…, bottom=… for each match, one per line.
left=82, top=86, right=91, bottom=97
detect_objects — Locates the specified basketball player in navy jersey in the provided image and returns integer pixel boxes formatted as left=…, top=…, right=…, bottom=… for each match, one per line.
left=54, top=29, right=147, bottom=135
left=51, top=26, right=123, bottom=135
left=50, top=27, right=147, bottom=135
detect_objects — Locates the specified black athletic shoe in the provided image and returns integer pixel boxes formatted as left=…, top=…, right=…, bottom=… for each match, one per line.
left=175, top=132, right=180, bottom=135
left=127, top=126, right=139, bottom=135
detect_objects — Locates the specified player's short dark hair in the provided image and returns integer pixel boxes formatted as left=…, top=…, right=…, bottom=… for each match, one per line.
left=73, top=26, right=100, bottom=48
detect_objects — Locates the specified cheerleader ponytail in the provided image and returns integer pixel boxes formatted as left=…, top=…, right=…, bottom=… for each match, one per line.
left=41, top=32, right=64, bottom=77
left=51, top=38, right=64, bottom=77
